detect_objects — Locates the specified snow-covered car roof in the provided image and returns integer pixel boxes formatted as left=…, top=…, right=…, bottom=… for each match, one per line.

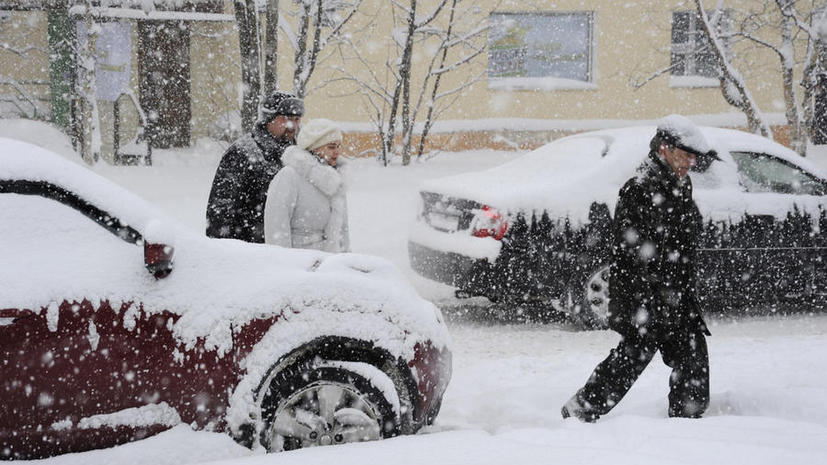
left=1, top=137, right=172, bottom=235
left=0, top=138, right=449, bottom=359
left=419, top=126, right=825, bottom=223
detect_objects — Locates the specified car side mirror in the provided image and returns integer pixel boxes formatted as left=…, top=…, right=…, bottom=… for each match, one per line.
left=144, top=241, right=174, bottom=279
left=143, top=219, right=175, bottom=279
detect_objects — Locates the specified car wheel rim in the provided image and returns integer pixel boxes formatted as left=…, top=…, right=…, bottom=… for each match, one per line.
left=585, top=265, right=611, bottom=325
left=267, top=381, right=382, bottom=451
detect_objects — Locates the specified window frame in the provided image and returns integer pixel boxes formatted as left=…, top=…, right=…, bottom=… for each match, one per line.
left=487, top=10, right=597, bottom=91
left=669, top=9, right=730, bottom=88
left=0, top=1, right=44, bottom=10
left=67, top=1, right=224, bottom=13
left=290, top=0, right=355, bottom=27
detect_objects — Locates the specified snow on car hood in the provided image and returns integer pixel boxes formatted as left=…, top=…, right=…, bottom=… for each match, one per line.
left=0, top=138, right=450, bottom=358
left=418, top=127, right=824, bottom=224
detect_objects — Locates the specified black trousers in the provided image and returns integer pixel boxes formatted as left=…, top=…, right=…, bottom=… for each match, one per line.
left=576, top=330, right=709, bottom=418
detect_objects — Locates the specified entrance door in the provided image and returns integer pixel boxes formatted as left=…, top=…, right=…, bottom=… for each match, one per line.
left=139, top=21, right=191, bottom=148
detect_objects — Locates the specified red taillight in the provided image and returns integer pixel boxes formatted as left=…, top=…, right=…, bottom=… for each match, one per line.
left=471, top=205, right=508, bottom=240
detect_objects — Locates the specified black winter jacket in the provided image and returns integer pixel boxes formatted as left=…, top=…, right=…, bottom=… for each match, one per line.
left=206, top=125, right=294, bottom=243
left=607, top=151, right=710, bottom=339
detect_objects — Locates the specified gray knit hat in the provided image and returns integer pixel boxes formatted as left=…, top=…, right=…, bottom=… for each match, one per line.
left=260, top=91, right=304, bottom=123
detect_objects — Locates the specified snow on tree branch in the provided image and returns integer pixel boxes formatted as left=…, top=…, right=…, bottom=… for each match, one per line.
left=0, top=43, right=48, bottom=57
left=290, top=0, right=364, bottom=98
left=695, top=0, right=772, bottom=138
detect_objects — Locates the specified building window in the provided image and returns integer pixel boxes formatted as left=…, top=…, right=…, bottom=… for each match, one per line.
left=291, top=0, right=355, bottom=27
left=488, top=12, right=595, bottom=90
left=0, top=1, right=43, bottom=9
left=670, top=10, right=730, bottom=84
left=67, top=1, right=223, bottom=13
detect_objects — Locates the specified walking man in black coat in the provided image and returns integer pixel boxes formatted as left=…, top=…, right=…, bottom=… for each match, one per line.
left=562, top=115, right=717, bottom=422
left=206, top=91, right=305, bottom=242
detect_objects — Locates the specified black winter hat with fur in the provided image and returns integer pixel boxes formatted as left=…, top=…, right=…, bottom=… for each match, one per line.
left=259, top=91, right=305, bottom=123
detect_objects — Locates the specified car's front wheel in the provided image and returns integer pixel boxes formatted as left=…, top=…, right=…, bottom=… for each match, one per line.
left=260, top=363, right=400, bottom=452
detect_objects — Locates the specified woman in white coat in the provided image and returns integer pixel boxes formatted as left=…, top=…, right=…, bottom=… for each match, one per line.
left=263, top=119, right=349, bottom=252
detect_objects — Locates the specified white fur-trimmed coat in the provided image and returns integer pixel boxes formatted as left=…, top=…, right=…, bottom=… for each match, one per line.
left=263, top=146, right=349, bottom=252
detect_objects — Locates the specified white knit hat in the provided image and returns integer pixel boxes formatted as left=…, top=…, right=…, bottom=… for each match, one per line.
left=297, top=119, right=342, bottom=152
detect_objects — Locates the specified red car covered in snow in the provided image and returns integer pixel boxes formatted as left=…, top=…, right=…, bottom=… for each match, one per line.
left=0, top=138, right=451, bottom=459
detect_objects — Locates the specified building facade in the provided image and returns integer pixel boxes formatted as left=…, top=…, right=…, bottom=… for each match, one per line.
left=0, top=0, right=824, bottom=161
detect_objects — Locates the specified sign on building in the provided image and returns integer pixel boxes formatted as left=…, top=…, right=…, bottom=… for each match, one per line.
left=76, top=20, right=131, bottom=102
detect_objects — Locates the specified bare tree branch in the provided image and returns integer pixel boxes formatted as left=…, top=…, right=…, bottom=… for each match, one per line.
left=631, top=62, right=680, bottom=89
left=414, top=0, right=449, bottom=28
left=292, top=0, right=365, bottom=98
left=336, top=0, right=488, bottom=165
left=0, top=44, right=48, bottom=56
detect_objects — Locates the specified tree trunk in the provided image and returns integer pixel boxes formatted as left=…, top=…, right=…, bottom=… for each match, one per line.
left=777, top=1, right=806, bottom=156
left=293, top=0, right=312, bottom=98
left=46, top=3, right=76, bottom=136
left=418, top=0, right=458, bottom=157
left=397, top=0, right=417, bottom=165
left=263, top=0, right=280, bottom=96
left=303, top=0, right=325, bottom=97
left=235, top=0, right=261, bottom=132
left=801, top=42, right=818, bottom=146
left=802, top=33, right=826, bottom=149
left=78, top=3, right=101, bottom=164
left=294, top=0, right=324, bottom=98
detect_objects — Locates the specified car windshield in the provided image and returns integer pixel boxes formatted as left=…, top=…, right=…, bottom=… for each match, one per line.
left=730, top=151, right=826, bottom=195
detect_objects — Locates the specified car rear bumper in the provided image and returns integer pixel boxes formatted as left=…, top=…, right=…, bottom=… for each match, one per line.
left=408, top=240, right=504, bottom=300
left=408, top=240, right=477, bottom=287
left=408, top=222, right=502, bottom=262
left=407, top=222, right=502, bottom=292
left=409, top=226, right=573, bottom=305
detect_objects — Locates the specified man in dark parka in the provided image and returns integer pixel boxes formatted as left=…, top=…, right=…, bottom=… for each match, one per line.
left=206, top=91, right=305, bottom=242
left=562, top=114, right=716, bottom=422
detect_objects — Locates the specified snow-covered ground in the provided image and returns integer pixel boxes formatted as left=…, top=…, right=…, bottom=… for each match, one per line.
left=5, top=120, right=827, bottom=464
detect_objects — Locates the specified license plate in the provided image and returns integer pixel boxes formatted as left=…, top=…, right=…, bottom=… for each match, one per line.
left=428, top=212, right=460, bottom=232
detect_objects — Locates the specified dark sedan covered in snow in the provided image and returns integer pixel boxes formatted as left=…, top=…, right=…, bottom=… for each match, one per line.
left=0, top=138, right=451, bottom=459
left=408, top=126, right=827, bottom=327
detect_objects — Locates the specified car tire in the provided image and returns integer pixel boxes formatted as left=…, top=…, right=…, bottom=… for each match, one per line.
left=260, top=363, right=400, bottom=452
left=574, top=264, right=611, bottom=330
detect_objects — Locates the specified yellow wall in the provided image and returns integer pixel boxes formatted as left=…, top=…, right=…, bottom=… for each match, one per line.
left=0, top=9, right=51, bottom=118
left=0, top=0, right=814, bottom=158
left=190, top=19, right=241, bottom=140
left=293, top=0, right=798, bottom=123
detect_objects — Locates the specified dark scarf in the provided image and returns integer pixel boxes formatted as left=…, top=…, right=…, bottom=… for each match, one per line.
left=252, top=123, right=294, bottom=163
